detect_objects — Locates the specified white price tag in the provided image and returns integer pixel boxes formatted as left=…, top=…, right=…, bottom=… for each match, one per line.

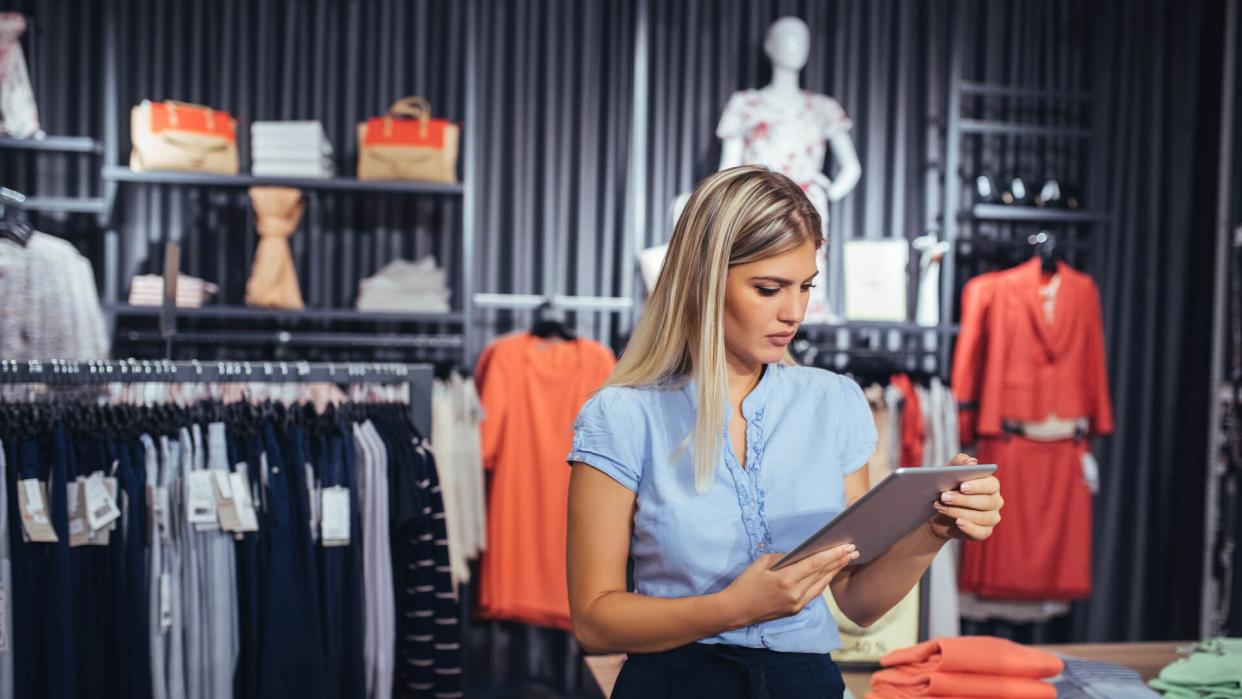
left=21, top=479, right=44, bottom=514
left=230, top=471, right=259, bottom=533
left=186, top=471, right=218, bottom=527
left=320, top=486, right=350, bottom=546
left=214, top=471, right=233, bottom=499
left=84, top=471, right=121, bottom=533
left=18, top=478, right=57, bottom=544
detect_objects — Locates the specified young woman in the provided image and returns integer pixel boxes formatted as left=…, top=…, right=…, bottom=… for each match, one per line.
left=566, top=166, right=1004, bottom=698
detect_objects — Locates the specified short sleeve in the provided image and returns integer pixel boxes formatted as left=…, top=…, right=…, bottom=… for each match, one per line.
left=476, top=348, right=508, bottom=471
left=566, top=387, right=644, bottom=493
left=715, top=91, right=753, bottom=140
left=836, top=375, right=878, bottom=475
left=815, top=95, right=853, bottom=140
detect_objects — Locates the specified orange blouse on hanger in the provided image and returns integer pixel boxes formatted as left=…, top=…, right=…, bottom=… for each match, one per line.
left=975, top=258, right=1113, bottom=437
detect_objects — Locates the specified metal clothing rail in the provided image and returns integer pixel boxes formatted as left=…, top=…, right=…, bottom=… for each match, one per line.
left=0, top=359, right=435, bottom=434
left=471, top=292, right=634, bottom=312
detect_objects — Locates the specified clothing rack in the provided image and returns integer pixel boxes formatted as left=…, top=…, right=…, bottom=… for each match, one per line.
left=0, top=358, right=435, bottom=435
left=472, top=292, right=634, bottom=312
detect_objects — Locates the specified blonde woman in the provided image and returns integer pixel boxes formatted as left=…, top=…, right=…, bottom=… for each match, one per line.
left=566, top=166, right=1003, bottom=697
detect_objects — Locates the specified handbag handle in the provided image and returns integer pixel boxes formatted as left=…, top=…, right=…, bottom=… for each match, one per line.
left=161, top=100, right=228, bottom=130
left=380, top=96, right=435, bottom=139
left=387, top=96, right=432, bottom=122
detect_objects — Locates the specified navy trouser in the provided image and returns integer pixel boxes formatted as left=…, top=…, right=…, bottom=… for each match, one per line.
left=258, top=422, right=325, bottom=699
left=233, top=431, right=262, bottom=699
left=312, top=431, right=366, bottom=699
left=611, top=643, right=846, bottom=699
left=8, top=436, right=44, bottom=699
left=73, top=435, right=113, bottom=699
left=118, top=436, right=152, bottom=699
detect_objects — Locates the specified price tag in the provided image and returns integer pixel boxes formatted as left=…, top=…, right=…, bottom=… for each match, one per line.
left=186, top=471, right=218, bottom=530
left=17, top=479, right=57, bottom=543
left=67, top=479, right=90, bottom=547
left=320, top=486, right=350, bottom=547
left=84, top=471, right=121, bottom=533
left=230, top=471, right=259, bottom=533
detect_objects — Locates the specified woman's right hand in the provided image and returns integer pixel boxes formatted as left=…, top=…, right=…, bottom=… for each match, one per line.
left=717, top=544, right=859, bottom=627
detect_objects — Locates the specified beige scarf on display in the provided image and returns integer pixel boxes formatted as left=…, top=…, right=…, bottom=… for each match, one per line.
left=245, top=186, right=305, bottom=309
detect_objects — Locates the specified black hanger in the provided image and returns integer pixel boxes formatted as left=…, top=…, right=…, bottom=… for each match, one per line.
left=530, top=300, right=576, bottom=340
left=1029, top=230, right=1060, bottom=274
left=0, top=188, right=33, bottom=246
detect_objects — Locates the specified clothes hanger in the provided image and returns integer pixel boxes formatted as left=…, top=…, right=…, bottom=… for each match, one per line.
left=0, top=187, right=34, bottom=246
left=1029, top=230, right=1060, bottom=274
left=530, top=300, right=576, bottom=340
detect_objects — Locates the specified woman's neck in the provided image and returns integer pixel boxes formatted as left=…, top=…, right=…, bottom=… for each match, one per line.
left=724, top=353, right=764, bottom=408
left=764, top=66, right=801, bottom=97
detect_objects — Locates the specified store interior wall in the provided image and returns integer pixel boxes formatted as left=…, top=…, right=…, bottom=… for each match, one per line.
left=0, top=0, right=1229, bottom=689
left=1082, top=0, right=1222, bottom=643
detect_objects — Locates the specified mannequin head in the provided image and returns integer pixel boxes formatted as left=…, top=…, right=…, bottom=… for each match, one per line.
left=764, top=17, right=810, bottom=71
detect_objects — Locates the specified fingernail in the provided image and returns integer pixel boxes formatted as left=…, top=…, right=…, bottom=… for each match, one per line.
left=846, top=544, right=856, bottom=552
left=961, top=483, right=972, bottom=493
left=956, top=518, right=967, bottom=526
left=933, top=502, right=945, bottom=510
left=941, top=492, right=955, bottom=503
left=850, top=551, right=860, bottom=559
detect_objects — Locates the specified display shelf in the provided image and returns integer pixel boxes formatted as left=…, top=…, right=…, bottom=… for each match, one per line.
left=970, top=204, right=1106, bottom=223
left=959, top=119, right=1091, bottom=139
left=102, top=166, right=464, bottom=195
left=111, top=304, right=463, bottom=324
left=119, top=329, right=463, bottom=350
left=960, top=82, right=1092, bottom=101
left=22, top=196, right=109, bottom=214
left=0, top=135, right=103, bottom=154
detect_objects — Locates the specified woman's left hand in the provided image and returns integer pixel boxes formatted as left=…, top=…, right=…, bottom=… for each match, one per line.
left=928, top=453, right=1003, bottom=542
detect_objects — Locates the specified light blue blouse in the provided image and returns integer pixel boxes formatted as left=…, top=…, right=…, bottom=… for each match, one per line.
left=566, top=362, right=877, bottom=654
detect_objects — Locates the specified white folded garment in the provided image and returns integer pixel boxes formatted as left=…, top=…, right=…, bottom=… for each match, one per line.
left=355, top=257, right=453, bottom=312
left=252, top=143, right=334, bottom=159
left=251, top=120, right=330, bottom=139
left=129, top=274, right=219, bottom=308
left=251, top=162, right=335, bottom=179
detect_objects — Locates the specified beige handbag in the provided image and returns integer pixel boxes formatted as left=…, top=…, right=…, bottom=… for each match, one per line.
left=356, top=97, right=459, bottom=182
left=130, top=100, right=239, bottom=175
left=245, top=186, right=305, bottom=310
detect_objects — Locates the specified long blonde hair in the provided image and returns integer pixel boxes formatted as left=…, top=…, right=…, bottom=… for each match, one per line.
left=607, top=165, right=822, bottom=491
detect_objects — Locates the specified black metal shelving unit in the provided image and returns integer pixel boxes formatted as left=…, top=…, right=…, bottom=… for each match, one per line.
left=938, top=8, right=1109, bottom=377
left=0, top=136, right=107, bottom=216
left=92, top=0, right=480, bottom=365
left=101, top=166, right=465, bottom=196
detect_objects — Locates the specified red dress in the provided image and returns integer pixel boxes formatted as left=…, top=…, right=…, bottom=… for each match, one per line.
left=475, top=333, right=616, bottom=629
left=955, top=259, right=1113, bottom=600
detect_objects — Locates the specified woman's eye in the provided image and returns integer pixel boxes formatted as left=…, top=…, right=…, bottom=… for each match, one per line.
left=801, top=283, right=817, bottom=292
left=756, top=287, right=779, bottom=297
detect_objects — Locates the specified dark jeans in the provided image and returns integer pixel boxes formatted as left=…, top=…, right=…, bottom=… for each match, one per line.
left=258, top=422, right=325, bottom=699
left=611, top=643, right=845, bottom=699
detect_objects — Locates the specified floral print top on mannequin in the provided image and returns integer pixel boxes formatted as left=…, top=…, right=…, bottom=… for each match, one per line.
left=0, top=13, right=40, bottom=139
left=716, top=89, right=853, bottom=322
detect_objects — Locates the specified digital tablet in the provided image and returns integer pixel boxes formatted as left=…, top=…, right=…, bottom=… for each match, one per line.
left=769, top=464, right=997, bottom=571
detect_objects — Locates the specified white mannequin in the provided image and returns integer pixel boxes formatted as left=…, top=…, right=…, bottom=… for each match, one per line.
left=644, top=17, right=863, bottom=313
left=717, top=17, right=861, bottom=202
left=717, top=17, right=861, bottom=322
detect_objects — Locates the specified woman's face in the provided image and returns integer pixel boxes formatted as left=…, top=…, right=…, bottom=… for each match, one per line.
left=722, top=239, right=818, bottom=369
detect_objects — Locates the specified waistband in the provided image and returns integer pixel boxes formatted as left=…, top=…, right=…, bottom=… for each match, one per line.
left=626, top=642, right=834, bottom=699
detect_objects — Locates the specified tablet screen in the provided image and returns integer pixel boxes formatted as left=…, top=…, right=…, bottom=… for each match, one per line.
left=770, top=464, right=997, bottom=571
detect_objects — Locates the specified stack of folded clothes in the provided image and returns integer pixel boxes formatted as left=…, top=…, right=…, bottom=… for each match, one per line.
left=129, top=273, right=219, bottom=308
left=868, top=636, right=1062, bottom=698
left=355, top=257, right=451, bottom=313
left=251, top=121, right=334, bottom=178
left=1149, top=638, right=1242, bottom=698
